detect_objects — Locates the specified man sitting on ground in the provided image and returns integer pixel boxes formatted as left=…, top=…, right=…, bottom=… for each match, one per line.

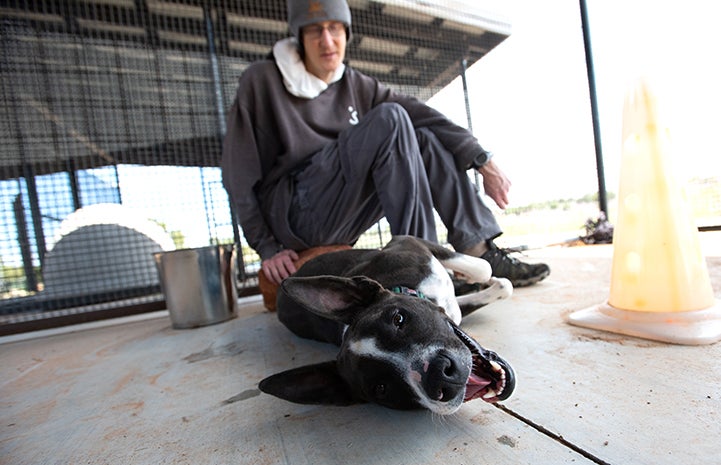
left=222, top=0, right=550, bottom=287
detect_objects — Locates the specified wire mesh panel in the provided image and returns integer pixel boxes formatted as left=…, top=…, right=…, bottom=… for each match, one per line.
left=0, top=0, right=510, bottom=332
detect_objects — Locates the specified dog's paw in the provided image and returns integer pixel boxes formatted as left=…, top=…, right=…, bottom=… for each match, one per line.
left=488, top=277, right=513, bottom=300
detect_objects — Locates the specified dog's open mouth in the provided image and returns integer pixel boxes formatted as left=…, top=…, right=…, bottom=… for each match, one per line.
left=452, top=324, right=516, bottom=403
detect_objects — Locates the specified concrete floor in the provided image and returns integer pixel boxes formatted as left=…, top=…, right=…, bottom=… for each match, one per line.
left=2, top=233, right=720, bottom=465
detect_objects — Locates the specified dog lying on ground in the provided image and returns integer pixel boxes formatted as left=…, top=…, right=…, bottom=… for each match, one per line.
left=259, top=236, right=515, bottom=415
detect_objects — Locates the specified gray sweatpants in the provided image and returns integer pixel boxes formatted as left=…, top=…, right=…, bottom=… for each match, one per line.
left=287, top=102, right=502, bottom=253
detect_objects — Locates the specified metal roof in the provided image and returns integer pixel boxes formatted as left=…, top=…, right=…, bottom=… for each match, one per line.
left=0, top=0, right=511, bottom=178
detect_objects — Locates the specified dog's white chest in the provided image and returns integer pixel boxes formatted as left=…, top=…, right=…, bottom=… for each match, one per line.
left=418, top=257, right=462, bottom=324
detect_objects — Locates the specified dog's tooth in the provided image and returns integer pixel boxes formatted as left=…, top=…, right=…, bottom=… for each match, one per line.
left=489, top=360, right=502, bottom=372
left=482, top=389, right=497, bottom=399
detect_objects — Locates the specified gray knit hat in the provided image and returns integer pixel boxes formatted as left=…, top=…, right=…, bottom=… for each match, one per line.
left=287, top=0, right=352, bottom=40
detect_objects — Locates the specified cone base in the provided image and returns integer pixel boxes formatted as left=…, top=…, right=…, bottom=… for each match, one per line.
left=567, top=300, right=721, bottom=346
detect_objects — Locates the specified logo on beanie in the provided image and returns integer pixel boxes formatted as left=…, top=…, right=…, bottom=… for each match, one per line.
left=307, top=0, right=325, bottom=20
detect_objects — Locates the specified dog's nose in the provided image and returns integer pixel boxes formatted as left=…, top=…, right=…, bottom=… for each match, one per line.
left=424, top=353, right=467, bottom=402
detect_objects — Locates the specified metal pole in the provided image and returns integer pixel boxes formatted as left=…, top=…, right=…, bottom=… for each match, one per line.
left=461, top=59, right=480, bottom=185
left=114, top=164, right=123, bottom=204
left=579, top=0, right=608, bottom=215
left=204, top=5, right=227, bottom=135
left=14, top=195, right=38, bottom=292
left=22, top=163, right=47, bottom=268
left=66, top=157, right=81, bottom=211
left=461, top=59, right=473, bottom=134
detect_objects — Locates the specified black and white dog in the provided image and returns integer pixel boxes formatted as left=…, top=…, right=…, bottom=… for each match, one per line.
left=259, top=236, right=515, bottom=415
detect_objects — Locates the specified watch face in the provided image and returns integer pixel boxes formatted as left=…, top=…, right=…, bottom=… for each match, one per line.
left=472, top=151, right=491, bottom=169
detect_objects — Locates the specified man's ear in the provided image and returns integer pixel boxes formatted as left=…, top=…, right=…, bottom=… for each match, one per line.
left=258, top=361, right=361, bottom=406
left=280, top=275, right=385, bottom=324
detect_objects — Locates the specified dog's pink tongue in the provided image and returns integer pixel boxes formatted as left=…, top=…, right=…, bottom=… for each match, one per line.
left=464, top=373, right=492, bottom=402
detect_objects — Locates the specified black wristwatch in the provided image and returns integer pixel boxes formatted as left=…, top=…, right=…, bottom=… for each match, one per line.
left=470, top=150, right=493, bottom=170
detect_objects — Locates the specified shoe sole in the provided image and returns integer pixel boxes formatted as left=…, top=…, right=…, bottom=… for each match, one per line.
left=510, top=269, right=550, bottom=288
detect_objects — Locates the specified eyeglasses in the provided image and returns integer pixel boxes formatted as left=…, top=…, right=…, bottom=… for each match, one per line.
left=302, top=22, right=345, bottom=40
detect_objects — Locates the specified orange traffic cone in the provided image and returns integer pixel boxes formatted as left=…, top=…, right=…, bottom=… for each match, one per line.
left=568, top=78, right=721, bottom=345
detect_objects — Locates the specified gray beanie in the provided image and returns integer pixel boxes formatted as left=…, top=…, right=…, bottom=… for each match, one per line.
left=287, top=0, right=352, bottom=40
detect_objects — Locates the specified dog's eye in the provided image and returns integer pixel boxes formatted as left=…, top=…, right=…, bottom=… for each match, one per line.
left=392, top=311, right=405, bottom=328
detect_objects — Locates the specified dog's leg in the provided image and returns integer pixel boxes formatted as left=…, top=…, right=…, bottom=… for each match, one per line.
left=402, top=236, right=499, bottom=322
left=456, top=277, right=512, bottom=316
left=439, top=255, right=492, bottom=285
left=412, top=237, right=493, bottom=285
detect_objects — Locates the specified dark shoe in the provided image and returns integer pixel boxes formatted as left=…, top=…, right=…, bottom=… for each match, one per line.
left=481, top=242, right=550, bottom=287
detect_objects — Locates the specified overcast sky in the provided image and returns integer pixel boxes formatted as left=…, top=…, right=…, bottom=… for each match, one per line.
left=428, top=0, right=721, bottom=206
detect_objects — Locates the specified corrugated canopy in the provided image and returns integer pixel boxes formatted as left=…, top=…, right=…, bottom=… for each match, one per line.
left=0, top=0, right=511, bottom=179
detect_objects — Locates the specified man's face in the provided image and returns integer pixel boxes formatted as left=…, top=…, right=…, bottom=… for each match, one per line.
left=301, top=20, right=347, bottom=82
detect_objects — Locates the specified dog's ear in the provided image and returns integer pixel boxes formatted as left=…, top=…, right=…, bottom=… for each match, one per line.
left=280, top=275, right=385, bottom=324
left=258, top=361, right=360, bottom=406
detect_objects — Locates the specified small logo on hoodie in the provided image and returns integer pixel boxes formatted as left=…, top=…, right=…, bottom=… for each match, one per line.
left=348, top=106, right=359, bottom=125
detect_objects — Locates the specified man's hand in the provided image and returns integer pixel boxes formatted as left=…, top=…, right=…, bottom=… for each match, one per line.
left=262, top=249, right=299, bottom=285
left=478, top=159, right=511, bottom=210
